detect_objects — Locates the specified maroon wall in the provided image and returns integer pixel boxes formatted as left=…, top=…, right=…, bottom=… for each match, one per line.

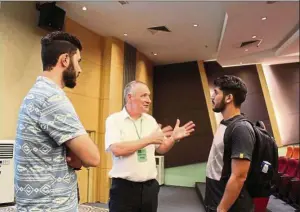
left=153, top=62, right=214, bottom=168
left=204, top=61, right=273, bottom=135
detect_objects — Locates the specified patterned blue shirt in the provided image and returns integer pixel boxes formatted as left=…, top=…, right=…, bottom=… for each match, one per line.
left=14, top=76, right=87, bottom=211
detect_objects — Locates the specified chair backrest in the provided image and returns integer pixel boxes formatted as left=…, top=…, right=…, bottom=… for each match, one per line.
left=291, top=146, right=299, bottom=160
left=296, top=165, right=300, bottom=179
left=286, top=146, right=294, bottom=158
left=286, top=159, right=299, bottom=177
left=278, top=157, right=288, bottom=173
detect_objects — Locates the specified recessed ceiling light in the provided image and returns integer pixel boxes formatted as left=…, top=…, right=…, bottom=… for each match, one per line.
left=152, top=52, right=158, bottom=56
left=252, top=35, right=257, bottom=39
left=193, top=24, right=198, bottom=27
left=124, top=33, right=128, bottom=36
left=82, top=6, right=87, bottom=11
left=261, top=17, right=267, bottom=21
left=245, top=49, right=248, bottom=52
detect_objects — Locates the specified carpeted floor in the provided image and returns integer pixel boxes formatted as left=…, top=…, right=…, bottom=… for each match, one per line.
left=157, top=185, right=205, bottom=212
left=267, top=195, right=297, bottom=212
left=88, top=185, right=206, bottom=212
left=1, top=186, right=298, bottom=212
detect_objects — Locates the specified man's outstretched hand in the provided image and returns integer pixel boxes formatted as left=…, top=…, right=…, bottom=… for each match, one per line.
left=171, top=119, right=195, bottom=141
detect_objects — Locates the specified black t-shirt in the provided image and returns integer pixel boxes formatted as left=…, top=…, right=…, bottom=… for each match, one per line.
left=204, top=115, right=256, bottom=212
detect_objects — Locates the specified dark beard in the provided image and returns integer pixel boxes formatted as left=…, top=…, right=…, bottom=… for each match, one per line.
left=63, top=61, right=77, bottom=88
left=212, top=96, right=226, bottom=113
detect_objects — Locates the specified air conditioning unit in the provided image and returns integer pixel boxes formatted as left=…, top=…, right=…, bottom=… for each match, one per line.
left=0, top=140, right=15, bottom=204
left=155, top=156, right=164, bottom=185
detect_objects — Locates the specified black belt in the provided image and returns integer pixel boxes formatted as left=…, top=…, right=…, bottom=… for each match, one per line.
left=112, top=178, right=156, bottom=186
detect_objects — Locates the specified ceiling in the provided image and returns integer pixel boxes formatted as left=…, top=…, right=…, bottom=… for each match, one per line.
left=58, top=1, right=299, bottom=67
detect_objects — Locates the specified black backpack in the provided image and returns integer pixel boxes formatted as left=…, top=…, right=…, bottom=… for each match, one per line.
left=224, top=116, right=279, bottom=198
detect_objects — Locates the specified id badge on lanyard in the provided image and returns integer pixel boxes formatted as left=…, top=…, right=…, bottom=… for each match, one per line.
left=132, top=119, right=147, bottom=162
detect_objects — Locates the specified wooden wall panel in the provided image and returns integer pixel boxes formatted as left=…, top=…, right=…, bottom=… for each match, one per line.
left=98, top=37, right=124, bottom=203
left=136, top=51, right=154, bottom=114
left=123, top=42, right=137, bottom=105
left=198, top=61, right=217, bottom=134
left=262, top=62, right=299, bottom=145
left=64, top=17, right=103, bottom=204
left=153, top=62, right=213, bottom=167
left=256, top=64, right=281, bottom=146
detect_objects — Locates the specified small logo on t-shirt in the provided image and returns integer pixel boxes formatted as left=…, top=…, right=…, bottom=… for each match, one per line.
left=239, top=153, right=244, bottom=159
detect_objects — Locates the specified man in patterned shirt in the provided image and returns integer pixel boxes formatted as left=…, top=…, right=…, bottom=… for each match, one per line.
left=14, top=31, right=100, bottom=211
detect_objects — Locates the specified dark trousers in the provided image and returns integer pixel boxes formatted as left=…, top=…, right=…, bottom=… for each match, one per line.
left=109, top=178, right=160, bottom=212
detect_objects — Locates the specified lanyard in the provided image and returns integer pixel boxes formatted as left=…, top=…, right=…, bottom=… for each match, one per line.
left=131, top=119, right=143, bottom=139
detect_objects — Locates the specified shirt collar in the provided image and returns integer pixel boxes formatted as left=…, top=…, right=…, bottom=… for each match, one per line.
left=220, top=114, right=243, bottom=126
left=36, top=76, right=64, bottom=92
left=121, top=107, right=145, bottom=121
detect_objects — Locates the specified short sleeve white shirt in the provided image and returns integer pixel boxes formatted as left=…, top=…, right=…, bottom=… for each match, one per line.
left=105, top=108, right=159, bottom=182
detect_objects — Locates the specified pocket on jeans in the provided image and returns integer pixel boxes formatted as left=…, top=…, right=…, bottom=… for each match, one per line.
left=109, top=181, right=130, bottom=201
left=109, top=182, right=120, bottom=197
left=154, top=180, right=160, bottom=192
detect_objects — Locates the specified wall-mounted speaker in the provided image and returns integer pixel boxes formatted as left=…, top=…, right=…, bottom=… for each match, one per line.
left=37, top=2, right=65, bottom=31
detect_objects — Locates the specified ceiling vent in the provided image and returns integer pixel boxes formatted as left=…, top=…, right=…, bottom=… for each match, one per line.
left=147, top=26, right=171, bottom=35
left=240, top=39, right=262, bottom=48
left=118, top=1, right=129, bottom=5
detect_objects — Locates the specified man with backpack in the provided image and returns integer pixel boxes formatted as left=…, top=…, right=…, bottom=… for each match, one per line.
left=204, top=75, right=278, bottom=212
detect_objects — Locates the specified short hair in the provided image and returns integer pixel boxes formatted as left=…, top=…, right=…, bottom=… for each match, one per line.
left=123, top=81, right=147, bottom=103
left=41, top=31, right=82, bottom=71
left=213, top=75, right=247, bottom=107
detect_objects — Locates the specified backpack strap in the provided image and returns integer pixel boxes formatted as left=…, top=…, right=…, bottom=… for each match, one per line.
left=223, top=116, right=249, bottom=148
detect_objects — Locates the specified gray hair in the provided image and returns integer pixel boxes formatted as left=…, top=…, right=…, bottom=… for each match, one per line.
left=123, top=81, right=147, bottom=104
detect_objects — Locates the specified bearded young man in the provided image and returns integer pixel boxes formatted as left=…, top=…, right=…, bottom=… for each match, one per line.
left=14, top=31, right=100, bottom=211
left=205, top=75, right=255, bottom=212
